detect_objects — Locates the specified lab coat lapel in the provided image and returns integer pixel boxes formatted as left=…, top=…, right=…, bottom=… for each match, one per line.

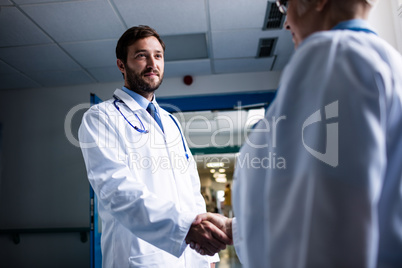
left=113, top=88, right=143, bottom=112
left=158, top=108, right=172, bottom=130
left=114, top=88, right=166, bottom=136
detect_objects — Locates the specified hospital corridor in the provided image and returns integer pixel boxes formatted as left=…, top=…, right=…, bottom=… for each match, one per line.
left=216, top=246, right=242, bottom=268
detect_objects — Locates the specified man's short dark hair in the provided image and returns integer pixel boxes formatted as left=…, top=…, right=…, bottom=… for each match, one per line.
left=116, top=25, right=165, bottom=64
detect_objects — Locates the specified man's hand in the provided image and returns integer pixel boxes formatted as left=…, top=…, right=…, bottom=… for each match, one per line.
left=187, top=213, right=233, bottom=255
left=195, top=213, right=233, bottom=239
left=185, top=216, right=232, bottom=256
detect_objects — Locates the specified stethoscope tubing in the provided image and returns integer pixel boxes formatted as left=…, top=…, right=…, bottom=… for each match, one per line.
left=113, top=96, right=189, bottom=160
left=113, top=98, right=149, bottom=133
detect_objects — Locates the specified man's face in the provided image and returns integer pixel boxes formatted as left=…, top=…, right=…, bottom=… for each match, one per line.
left=118, top=36, right=164, bottom=95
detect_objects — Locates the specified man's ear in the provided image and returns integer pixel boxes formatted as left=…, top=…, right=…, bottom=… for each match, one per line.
left=117, top=59, right=125, bottom=74
left=315, top=0, right=329, bottom=11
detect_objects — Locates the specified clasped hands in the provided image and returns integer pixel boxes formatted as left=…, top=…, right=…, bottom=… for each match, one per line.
left=185, top=212, right=233, bottom=256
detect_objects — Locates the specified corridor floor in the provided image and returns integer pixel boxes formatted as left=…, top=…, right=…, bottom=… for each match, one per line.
left=215, top=245, right=242, bottom=268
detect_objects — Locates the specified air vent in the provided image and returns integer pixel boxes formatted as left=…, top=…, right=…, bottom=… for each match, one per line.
left=263, top=1, right=285, bottom=30
left=257, top=38, right=277, bottom=58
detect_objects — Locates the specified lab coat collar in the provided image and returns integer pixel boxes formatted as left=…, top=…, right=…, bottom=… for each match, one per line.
left=332, top=19, right=377, bottom=35
left=114, top=88, right=169, bottom=136
left=114, top=88, right=166, bottom=116
left=298, top=19, right=377, bottom=50
left=113, top=88, right=143, bottom=112
left=121, top=86, right=149, bottom=110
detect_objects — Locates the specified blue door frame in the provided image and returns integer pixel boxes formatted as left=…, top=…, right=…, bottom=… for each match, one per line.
left=89, top=93, right=103, bottom=268
left=158, top=91, right=276, bottom=112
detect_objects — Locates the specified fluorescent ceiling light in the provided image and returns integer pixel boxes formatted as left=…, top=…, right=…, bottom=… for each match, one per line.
left=214, top=173, right=226, bottom=179
left=216, top=177, right=227, bottom=183
left=206, top=162, right=224, bottom=168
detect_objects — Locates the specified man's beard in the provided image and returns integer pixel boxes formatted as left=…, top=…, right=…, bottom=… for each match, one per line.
left=125, top=65, right=164, bottom=94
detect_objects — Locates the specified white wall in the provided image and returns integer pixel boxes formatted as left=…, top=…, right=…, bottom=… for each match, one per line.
left=392, top=0, right=402, bottom=53
left=369, top=0, right=402, bottom=52
left=0, top=86, right=92, bottom=267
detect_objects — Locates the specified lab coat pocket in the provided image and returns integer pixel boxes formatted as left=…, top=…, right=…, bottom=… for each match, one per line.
left=128, top=251, right=175, bottom=268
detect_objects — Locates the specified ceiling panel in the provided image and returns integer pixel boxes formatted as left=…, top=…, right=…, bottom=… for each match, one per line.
left=0, top=44, right=81, bottom=72
left=163, top=33, right=208, bottom=61
left=213, top=57, right=275, bottom=74
left=209, top=0, right=269, bottom=31
left=274, top=31, right=294, bottom=54
left=21, top=0, right=125, bottom=42
left=212, top=29, right=283, bottom=59
left=272, top=52, right=292, bottom=71
left=0, top=0, right=12, bottom=5
left=28, top=70, right=94, bottom=87
left=212, top=30, right=263, bottom=59
left=13, top=0, right=76, bottom=3
left=61, top=39, right=117, bottom=68
left=164, top=59, right=212, bottom=77
left=113, top=0, right=208, bottom=35
left=0, top=60, right=17, bottom=74
left=271, top=31, right=294, bottom=70
left=0, top=7, right=52, bottom=47
left=88, top=66, right=122, bottom=83
left=0, top=72, right=40, bottom=89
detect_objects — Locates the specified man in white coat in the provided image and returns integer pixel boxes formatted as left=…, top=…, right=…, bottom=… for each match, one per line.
left=79, top=25, right=230, bottom=267
left=192, top=0, right=402, bottom=267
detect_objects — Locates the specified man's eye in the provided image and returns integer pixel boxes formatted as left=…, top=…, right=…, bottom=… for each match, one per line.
left=136, top=54, right=146, bottom=58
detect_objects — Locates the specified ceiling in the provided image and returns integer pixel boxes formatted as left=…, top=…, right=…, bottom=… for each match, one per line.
left=0, top=0, right=294, bottom=90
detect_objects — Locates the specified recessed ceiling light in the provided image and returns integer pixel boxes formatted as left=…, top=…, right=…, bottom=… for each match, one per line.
left=216, top=177, right=227, bottom=183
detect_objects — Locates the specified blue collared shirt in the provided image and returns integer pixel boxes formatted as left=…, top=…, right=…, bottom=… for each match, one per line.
left=121, top=86, right=152, bottom=110
left=121, top=86, right=164, bottom=130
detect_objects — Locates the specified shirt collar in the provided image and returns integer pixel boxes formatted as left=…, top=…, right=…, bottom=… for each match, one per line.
left=332, top=19, right=377, bottom=35
left=121, top=86, right=159, bottom=111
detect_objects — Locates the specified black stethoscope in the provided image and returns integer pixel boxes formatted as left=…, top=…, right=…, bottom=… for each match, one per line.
left=113, top=96, right=189, bottom=160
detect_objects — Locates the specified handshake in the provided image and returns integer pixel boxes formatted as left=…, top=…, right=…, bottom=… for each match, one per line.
left=185, top=212, right=233, bottom=256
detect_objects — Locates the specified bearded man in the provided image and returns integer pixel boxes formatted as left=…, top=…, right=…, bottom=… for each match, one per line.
left=79, top=25, right=231, bottom=268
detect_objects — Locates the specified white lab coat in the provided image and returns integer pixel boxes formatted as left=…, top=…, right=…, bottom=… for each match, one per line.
left=232, top=27, right=402, bottom=267
left=79, top=88, right=218, bottom=267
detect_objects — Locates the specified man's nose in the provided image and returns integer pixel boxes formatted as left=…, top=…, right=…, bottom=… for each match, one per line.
left=146, top=57, right=157, bottom=69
